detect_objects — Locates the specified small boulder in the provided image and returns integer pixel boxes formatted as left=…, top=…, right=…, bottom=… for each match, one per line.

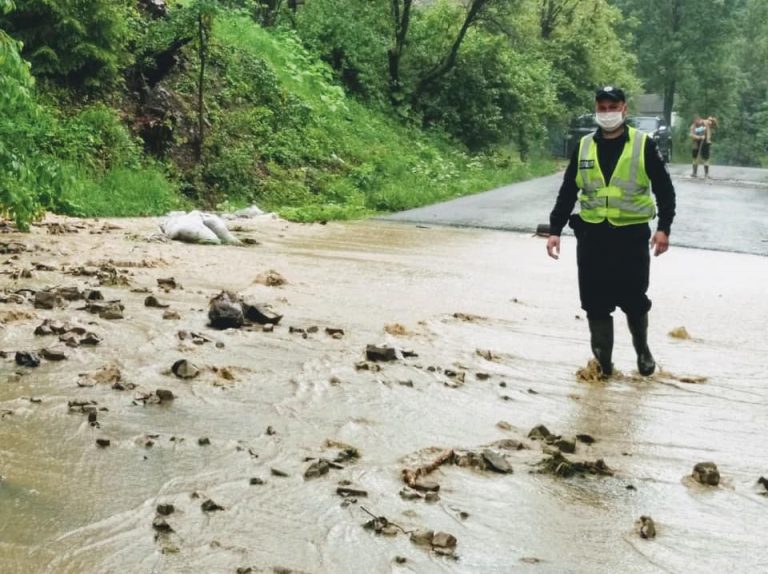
left=482, top=449, right=513, bottom=474
left=145, top=295, right=169, bottom=308
left=172, top=359, right=200, bottom=379
left=410, top=529, right=434, bottom=547
left=156, top=503, right=175, bottom=516
left=34, top=291, right=62, bottom=310
left=432, top=531, right=457, bottom=550
left=692, top=462, right=720, bottom=486
left=15, top=352, right=41, bottom=368
left=242, top=302, right=282, bottom=325
left=201, top=499, right=224, bottom=512
left=155, top=389, right=175, bottom=402
left=637, top=515, right=656, bottom=539
left=528, top=424, right=553, bottom=440
left=208, top=291, right=244, bottom=329
left=304, top=460, right=331, bottom=479
left=366, top=345, right=397, bottom=362
left=555, top=439, right=576, bottom=454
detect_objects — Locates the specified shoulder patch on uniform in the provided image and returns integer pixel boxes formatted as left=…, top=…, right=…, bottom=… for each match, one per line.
left=579, top=159, right=595, bottom=169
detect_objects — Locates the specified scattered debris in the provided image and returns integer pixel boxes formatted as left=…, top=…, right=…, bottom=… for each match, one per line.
left=157, top=277, right=179, bottom=290
left=337, top=486, right=368, bottom=498
left=253, top=269, right=286, bottom=287
left=668, top=326, right=691, bottom=339
left=384, top=323, right=409, bottom=336
left=537, top=452, right=614, bottom=478
left=96, top=438, right=111, bottom=448
left=453, top=312, right=485, bottom=322
left=476, top=348, right=498, bottom=362
left=402, top=449, right=454, bottom=488
left=78, top=364, right=122, bottom=387
left=576, top=359, right=608, bottom=382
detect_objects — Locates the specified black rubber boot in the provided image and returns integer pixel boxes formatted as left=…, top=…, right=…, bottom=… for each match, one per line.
left=692, top=164, right=698, bottom=177
left=704, top=165, right=709, bottom=178
left=588, top=317, right=613, bottom=377
left=627, top=313, right=655, bottom=376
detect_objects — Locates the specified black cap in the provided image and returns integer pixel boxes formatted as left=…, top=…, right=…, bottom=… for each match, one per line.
left=595, top=86, right=626, bottom=102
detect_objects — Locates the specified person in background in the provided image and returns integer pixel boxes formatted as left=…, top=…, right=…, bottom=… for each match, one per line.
left=546, top=86, right=677, bottom=377
left=690, top=117, right=709, bottom=177
left=702, top=116, right=718, bottom=178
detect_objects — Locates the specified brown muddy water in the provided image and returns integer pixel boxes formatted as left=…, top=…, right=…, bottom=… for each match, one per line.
left=1, top=215, right=767, bottom=574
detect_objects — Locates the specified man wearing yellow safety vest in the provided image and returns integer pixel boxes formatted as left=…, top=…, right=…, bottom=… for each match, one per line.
left=546, top=86, right=676, bottom=377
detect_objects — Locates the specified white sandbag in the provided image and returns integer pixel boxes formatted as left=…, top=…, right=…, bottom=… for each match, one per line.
left=201, top=213, right=241, bottom=244
left=160, top=211, right=221, bottom=244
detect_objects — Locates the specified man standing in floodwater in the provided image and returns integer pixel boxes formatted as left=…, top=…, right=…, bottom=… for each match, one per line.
left=546, top=86, right=676, bottom=377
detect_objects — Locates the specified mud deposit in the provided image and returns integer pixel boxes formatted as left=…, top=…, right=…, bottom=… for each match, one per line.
left=1, top=216, right=767, bottom=573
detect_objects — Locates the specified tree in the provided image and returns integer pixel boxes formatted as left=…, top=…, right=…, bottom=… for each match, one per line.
left=193, top=1, right=218, bottom=164
left=412, top=0, right=492, bottom=101
left=1, top=0, right=72, bottom=228
left=0, top=0, right=135, bottom=90
left=611, top=0, right=743, bottom=127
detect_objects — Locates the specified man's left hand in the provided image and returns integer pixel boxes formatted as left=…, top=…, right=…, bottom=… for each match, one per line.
left=650, top=231, right=669, bottom=256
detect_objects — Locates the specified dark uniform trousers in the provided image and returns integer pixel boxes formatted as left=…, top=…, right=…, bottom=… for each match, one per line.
left=570, top=216, right=652, bottom=320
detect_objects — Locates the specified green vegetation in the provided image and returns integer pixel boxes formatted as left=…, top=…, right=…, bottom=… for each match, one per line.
left=3, top=0, right=765, bottom=229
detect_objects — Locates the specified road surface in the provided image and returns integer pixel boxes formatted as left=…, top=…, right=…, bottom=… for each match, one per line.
left=385, top=164, right=768, bottom=256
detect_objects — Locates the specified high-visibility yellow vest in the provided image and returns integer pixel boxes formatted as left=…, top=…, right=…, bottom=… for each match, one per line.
left=574, top=126, right=655, bottom=226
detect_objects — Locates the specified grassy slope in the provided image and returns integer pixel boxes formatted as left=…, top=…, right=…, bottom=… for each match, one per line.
left=59, top=14, right=555, bottom=222
left=215, top=15, right=556, bottom=221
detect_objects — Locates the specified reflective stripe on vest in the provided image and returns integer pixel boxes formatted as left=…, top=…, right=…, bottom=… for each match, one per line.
left=574, top=126, right=655, bottom=226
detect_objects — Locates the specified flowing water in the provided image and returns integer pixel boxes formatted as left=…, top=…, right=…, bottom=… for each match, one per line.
left=1, top=216, right=766, bottom=573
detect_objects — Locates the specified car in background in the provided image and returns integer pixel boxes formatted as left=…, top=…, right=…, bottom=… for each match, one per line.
left=562, top=114, right=672, bottom=163
left=626, top=116, right=672, bottom=163
left=563, top=113, right=598, bottom=158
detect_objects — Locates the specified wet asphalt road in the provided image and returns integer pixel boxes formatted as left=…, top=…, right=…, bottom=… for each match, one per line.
left=384, top=164, right=768, bottom=256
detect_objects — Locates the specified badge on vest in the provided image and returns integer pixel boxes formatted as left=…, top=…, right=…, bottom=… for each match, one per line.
left=579, top=159, right=595, bottom=169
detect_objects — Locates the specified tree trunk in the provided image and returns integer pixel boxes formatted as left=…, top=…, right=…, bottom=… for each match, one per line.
left=663, top=0, right=682, bottom=127
left=388, top=0, right=413, bottom=103
left=195, top=13, right=207, bottom=164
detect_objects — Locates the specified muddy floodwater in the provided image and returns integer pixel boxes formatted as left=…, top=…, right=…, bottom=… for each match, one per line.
left=1, top=216, right=767, bottom=573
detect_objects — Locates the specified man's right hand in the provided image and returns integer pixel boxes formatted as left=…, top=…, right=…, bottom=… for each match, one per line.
left=546, top=235, right=560, bottom=260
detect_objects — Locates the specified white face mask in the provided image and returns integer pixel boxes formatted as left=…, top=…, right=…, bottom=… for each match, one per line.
left=595, top=111, right=624, bottom=131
